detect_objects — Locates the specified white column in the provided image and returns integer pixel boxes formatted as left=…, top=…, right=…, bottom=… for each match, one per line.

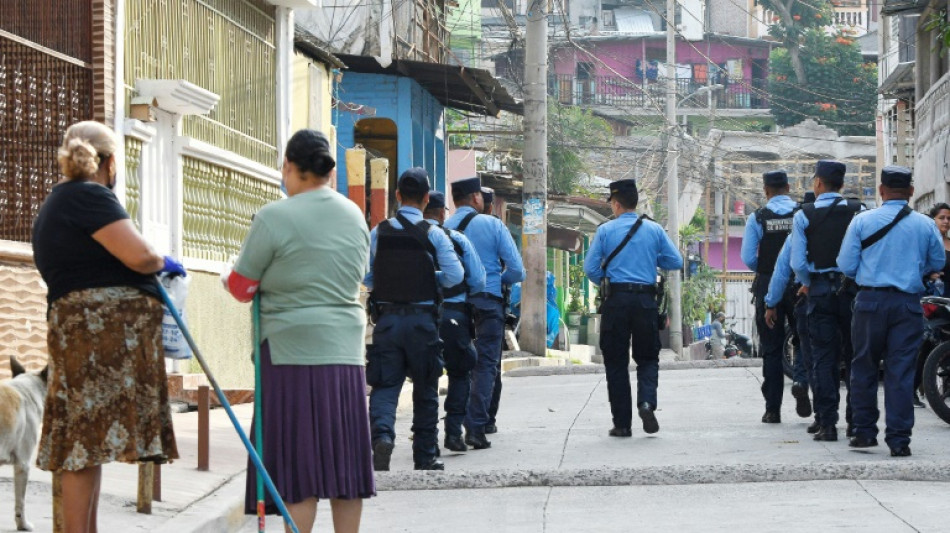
left=113, top=0, right=127, bottom=204
left=275, top=6, right=294, bottom=165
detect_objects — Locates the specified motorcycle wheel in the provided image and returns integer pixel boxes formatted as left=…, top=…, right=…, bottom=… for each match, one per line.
left=782, top=330, right=796, bottom=379
left=923, top=341, right=950, bottom=425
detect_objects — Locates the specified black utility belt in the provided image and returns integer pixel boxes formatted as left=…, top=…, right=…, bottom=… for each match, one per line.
left=607, top=283, right=656, bottom=294
left=814, top=271, right=844, bottom=282
left=469, top=292, right=505, bottom=303
left=859, top=286, right=909, bottom=294
left=378, top=304, right=438, bottom=316
left=442, top=302, right=471, bottom=312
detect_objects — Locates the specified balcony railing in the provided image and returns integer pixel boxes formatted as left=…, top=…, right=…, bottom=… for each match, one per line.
left=548, top=75, right=770, bottom=110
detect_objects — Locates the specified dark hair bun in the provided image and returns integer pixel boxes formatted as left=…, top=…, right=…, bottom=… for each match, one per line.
left=286, top=129, right=336, bottom=177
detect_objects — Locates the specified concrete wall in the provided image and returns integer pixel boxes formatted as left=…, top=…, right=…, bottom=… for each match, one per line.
left=913, top=72, right=950, bottom=207
left=291, top=53, right=336, bottom=147
left=709, top=0, right=750, bottom=37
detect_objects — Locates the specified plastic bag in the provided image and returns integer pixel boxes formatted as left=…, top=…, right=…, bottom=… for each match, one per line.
left=160, top=273, right=192, bottom=360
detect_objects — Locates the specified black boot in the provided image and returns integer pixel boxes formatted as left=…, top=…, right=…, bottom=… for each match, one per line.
left=791, top=382, right=812, bottom=418
left=806, top=420, right=821, bottom=434
left=609, top=427, right=632, bottom=437
left=443, top=434, right=468, bottom=452
left=638, top=402, right=659, bottom=434
left=414, top=458, right=445, bottom=470
left=813, top=426, right=837, bottom=442
left=761, top=411, right=781, bottom=423
left=373, top=438, right=394, bottom=472
left=465, top=431, right=491, bottom=449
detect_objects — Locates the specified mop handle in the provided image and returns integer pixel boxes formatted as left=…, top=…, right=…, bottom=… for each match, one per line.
left=155, top=278, right=299, bottom=533
left=252, top=294, right=265, bottom=533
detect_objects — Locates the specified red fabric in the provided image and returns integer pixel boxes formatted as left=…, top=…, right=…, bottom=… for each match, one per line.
left=227, top=269, right=259, bottom=303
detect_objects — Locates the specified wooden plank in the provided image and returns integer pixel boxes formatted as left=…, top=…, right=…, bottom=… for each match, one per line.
left=137, top=463, right=154, bottom=514
left=198, top=385, right=210, bottom=471
left=52, top=472, right=64, bottom=533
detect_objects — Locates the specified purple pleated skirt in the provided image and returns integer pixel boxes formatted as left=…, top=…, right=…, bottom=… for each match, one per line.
left=244, top=342, right=376, bottom=515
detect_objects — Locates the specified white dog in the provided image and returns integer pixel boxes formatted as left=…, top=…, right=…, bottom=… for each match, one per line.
left=0, top=357, right=47, bottom=531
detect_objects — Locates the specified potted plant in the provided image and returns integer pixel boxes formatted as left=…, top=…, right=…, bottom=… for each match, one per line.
left=566, top=265, right=585, bottom=328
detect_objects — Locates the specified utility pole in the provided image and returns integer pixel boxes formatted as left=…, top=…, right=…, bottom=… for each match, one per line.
left=665, top=0, right=683, bottom=356
left=520, top=0, right=548, bottom=356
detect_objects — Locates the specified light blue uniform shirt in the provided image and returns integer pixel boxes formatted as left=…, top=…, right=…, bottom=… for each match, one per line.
left=790, top=192, right=864, bottom=286
left=425, top=219, right=486, bottom=303
left=764, top=238, right=798, bottom=308
left=364, top=206, right=464, bottom=304
left=584, top=212, right=683, bottom=284
left=837, top=200, right=945, bottom=294
left=445, top=206, right=525, bottom=298
left=741, top=194, right=798, bottom=271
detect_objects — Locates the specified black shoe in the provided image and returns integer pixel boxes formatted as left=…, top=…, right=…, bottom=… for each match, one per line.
left=848, top=436, right=879, bottom=448
left=638, top=402, right=659, bottom=434
left=807, top=420, right=821, bottom=434
left=484, top=423, right=498, bottom=434
left=414, top=458, right=445, bottom=470
left=791, top=382, right=812, bottom=418
left=813, top=426, right=838, bottom=441
left=913, top=392, right=926, bottom=408
left=373, top=439, right=394, bottom=472
left=444, top=435, right=468, bottom=452
left=890, top=446, right=912, bottom=457
left=846, top=424, right=856, bottom=438
left=761, top=411, right=781, bottom=424
left=465, top=431, right=492, bottom=450
left=609, top=427, right=632, bottom=437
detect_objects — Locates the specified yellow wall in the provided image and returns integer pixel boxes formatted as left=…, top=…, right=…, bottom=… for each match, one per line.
left=291, top=52, right=335, bottom=145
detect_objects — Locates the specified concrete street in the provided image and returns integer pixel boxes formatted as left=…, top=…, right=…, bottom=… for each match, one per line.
left=2, top=364, right=949, bottom=532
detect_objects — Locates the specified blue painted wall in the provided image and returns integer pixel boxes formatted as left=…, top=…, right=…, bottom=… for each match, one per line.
left=334, top=73, right=447, bottom=196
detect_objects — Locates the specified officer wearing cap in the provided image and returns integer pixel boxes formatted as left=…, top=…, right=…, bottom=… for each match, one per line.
left=364, top=168, right=464, bottom=471
left=837, top=166, right=944, bottom=457
left=422, top=191, right=486, bottom=452
left=479, top=185, right=508, bottom=429
left=790, top=160, right=864, bottom=442
left=481, top=187, right=495, bottom=215
left=446, top=176, right=525, bottom=449
left=742, top=170, right=802, bottom=424
left=583, top=179, right=682, bottom=437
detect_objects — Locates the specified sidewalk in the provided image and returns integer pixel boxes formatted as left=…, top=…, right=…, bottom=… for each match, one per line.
left=3, top=365, right=949, bottom=532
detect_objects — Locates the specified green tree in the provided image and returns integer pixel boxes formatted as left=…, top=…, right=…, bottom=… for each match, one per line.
left=547, top=102, right=614, bottom=194
left=769, top=29, right=877, bottom=135
left=759, top=0, right=834, bottom=85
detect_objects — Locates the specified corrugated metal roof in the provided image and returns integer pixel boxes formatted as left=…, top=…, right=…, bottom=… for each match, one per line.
left=613, top=8, right=658, bottom=34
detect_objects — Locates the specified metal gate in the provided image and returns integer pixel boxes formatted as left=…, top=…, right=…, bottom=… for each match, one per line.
left=724, top=276, right=757, bottom=348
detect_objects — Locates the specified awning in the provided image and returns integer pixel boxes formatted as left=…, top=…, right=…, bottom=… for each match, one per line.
left=294, top=28, right=345, bottom=69
left=335, top=54, right=524, bottom=116
left=881, top=0, right=928, bottom=15
left=879, top=62, right=916, bottom=97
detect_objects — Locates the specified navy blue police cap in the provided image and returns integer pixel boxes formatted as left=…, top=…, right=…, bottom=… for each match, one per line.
left=426, top=191, right=447, bottom=210
left=398, top=167, right=430, bottom=195
left=608, top=179, right=638, bottom=201
left=481, top=187, right=494, bottom=205
left=763, top=170, right=788, bottom=187
left=814, top=160, right=846, bottom=187
left=802, top=191, right=816, bottom=204
left=880, top=165, right=912, bottom=188
left=451, top=176, right=482, bottom=197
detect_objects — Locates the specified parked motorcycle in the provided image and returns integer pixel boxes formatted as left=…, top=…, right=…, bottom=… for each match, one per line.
left=726, top=328, right=756, bottom=358
left=920, top=296, right=950, bottom=424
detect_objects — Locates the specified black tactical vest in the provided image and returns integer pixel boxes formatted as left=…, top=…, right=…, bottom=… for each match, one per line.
left=802, top=198, right=863, bottom=270
left=439, top=226, right=468, bottom=299
left=755, top=207, right=795, bottom=275
left=372, top=218, right=439, bottom=304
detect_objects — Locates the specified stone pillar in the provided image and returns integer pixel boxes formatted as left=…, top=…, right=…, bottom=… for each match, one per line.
left=369, top=158, right=389, bottom=228
left=346, top=147, right=367, bottom=214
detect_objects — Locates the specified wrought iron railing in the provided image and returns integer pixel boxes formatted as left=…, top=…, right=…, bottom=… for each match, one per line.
left=548, top=74, right=770, bottom=110
left=124, top=137, right=143, bottom=230
left=0, top=0, right=93, bottom=63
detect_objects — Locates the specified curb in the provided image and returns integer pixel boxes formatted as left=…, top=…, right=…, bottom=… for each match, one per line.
left=152, top=472, right=247, bottom=533
left=507, top=358, right=763, bottom=377
left=375, top=460, right=950, bottom=491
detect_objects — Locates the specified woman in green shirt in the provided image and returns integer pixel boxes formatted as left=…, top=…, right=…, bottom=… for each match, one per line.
left=225, top=129, right=374, bottom=532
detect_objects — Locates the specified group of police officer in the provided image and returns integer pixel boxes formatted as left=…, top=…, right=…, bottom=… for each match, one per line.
left=363, top=168, right=524, bottom=471
left=744, top=160, right=944, bottom=457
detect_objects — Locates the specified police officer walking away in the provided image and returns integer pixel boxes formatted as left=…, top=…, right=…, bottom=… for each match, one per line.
left=365, top=169, right=464, bottom=471
left=446, top=177, right=525, bottom=449
left=790, top=160, right=863, bottom=442
left=422, top=192, right=486, bottom=452
left=741, top=170, right=804, bottom=424
left=583, top=179, right=683, bottom=436
left=837, top=166, right=944, bottom=456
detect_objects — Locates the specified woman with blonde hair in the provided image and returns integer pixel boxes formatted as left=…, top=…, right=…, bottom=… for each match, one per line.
left=32, top=120, right=183, bottom=533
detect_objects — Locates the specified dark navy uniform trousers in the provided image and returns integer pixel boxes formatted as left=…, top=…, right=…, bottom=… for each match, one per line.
left=793, top=294, right=812, bottom=389
left=806, top=275, right=855, bottom=428
left=851, top=290, right=922, bottom=449
left=465, top=295, right=505, bottom=433
left=367, top=307, right=443, bottom=465
left=440, top=304, right=477, bottom=437
left=755, top=274, right=793, bottom=412
left=599, top=291, right=660, bottom=429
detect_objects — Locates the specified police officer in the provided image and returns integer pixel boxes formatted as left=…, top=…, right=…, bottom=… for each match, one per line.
left=446, top=176, right=525, bottom=448
left=790, top=160, right=863, bottom=442
left=481, top=187, right=495, bottom=215
left=422, top=192, right=487, bottom=452
left=479, top=185, right=507, bottom=432
left=741, top=170, right=801, bottom=424
left=837, top=166, right=944, bottom=456
left=583, top=179, right=683, bottom=436
left=364, top=168, right=464, bottom=471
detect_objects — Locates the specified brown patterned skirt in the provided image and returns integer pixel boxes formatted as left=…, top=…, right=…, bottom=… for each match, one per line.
left=37, top=286, right=179, bottom=472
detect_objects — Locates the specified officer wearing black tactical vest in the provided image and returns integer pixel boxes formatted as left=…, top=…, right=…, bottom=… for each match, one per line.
left=364, top=168, right=464, bottom=471
left=741, top=170, right=800, bottom=424
left=790, top=160, right=864, bottom=442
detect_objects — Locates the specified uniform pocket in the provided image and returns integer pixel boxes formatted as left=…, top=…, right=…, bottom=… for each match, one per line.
left=905, top=301, right=923, bottom=315
left=853, top=300, right=878, bottom=313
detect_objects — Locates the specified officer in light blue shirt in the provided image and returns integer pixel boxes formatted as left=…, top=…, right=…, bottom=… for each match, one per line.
left=423, top=191, right=486, bottom=452
left=788, top=160, right=863, bottom=443
left=445, top=176, right=525, bottom=449
left=837, top=166, right=945, bottom=457
left=363, top=168, right=464, bottom=472
left=584, top=179, right=682, bottom=437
